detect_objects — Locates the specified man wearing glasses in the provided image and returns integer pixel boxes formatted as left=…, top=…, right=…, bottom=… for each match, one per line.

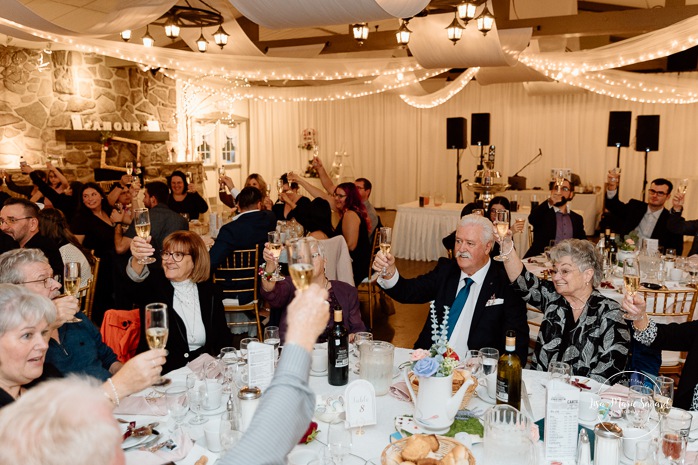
left=525, top=178, right=586, bottom=258
left=605, top=174, right=683, bottom=254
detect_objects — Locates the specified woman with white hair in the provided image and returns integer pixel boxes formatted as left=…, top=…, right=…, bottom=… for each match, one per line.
left=260, top=237, right=366, bottom=343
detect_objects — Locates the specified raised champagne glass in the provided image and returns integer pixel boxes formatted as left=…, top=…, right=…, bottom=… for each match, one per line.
left=679, top=178, right=689, bottom=195
left=218, top=167, right=227, bottom=193
left=146, top=302, right=170, bottom=386
left=63, top=262, right=82, bottom=323
left=378, top=227, right=392, bottom=277
left=185, top=171, right=193, bottom=184
left=134, top=208, right=156, bottom=265
left=276, top=178, right=284, bottom=201
left=554, top=169, right=566, bottom=192
left=493, top=209, right=510, bottom=261
left=267, top=231, right=285, bottom=282
left=287, top=238, right=313, bottom=291
left=622, top=257, right=641, bottom=320
left=125, top=161, right=133, bottom=184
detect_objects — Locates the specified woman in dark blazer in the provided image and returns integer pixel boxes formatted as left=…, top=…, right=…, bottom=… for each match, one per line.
left=128, top=230, right=232, bottom=373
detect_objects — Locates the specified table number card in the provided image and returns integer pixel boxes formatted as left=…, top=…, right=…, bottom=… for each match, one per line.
left=247, top=342, right=274, bottom=390
left=344, top=380, right=376, bottom=429
left=544, top=379, right=580, bottom=464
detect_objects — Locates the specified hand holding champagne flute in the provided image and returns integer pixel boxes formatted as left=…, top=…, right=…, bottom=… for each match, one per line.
left=378, top=227, right=392, bottom=276
left=622, top=258, right=641, bottom=320
left=493, top=209, right=510, bottom=262
left=146, top=302, right=170, bottom=386
left=287, top=238, right=313, bottom=291
left=62, top=262, right=82, bottom=323
left=218, top=167, right=227, bottom=193
left=134, top=208, right=156, bottom=265
left=267, top=231, right=285, bottom=282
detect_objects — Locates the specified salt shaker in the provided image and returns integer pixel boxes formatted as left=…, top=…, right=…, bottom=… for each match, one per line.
left=577, top=429, right=591, bottom=465
left=593, top=422, right=622, bottom=465
left=238, top=386, right=261, bottom=432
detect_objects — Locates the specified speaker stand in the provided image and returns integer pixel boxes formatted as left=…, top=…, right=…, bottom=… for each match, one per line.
left=641, top=148, right=650, bottom=202
left=456, top=149, right=463, bottom=203
left=615, top=144, right=622, bottom=168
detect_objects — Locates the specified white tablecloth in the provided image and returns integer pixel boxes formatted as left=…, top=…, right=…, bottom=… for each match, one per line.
left=501, top=190, right=603, bottom=236
left=392, top=201, right=530, bottom=262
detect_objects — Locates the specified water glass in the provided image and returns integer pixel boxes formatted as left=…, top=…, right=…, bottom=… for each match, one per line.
left=548, top=361, right=572, bottom=383
left=165, top=386, right=189, bottom=431
left=188, top=386, right=208, bottom=425
left=240, top=337, right=259, bottom=361
left=264, top=326, right=281, bottom=363
left=328, top=422, right=352, bottom=465
left=219, top=418, right=243, bottom=452
left=464, top=349, right=483, bottom=377
left=351, top=332, right=373, bottom=374
left=627, top=385, right=653, bottom=428
left=634, top=441, right=654, bottom=465
left=662, top=407, right=693, bottom=438
left=479, top=348, right=499, bottom=376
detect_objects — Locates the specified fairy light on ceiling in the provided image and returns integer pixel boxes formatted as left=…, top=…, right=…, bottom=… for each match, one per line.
left=400, top=67, right=480, bottom=108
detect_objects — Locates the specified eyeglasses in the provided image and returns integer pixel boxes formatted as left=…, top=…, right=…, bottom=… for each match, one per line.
left=333, top=192, right=347, bottom=199
left=0, top=216, right=33, bottom=226
left=648, top=189, right=668, bottom=197
left=21, top=275, right=60, bottom=288
left=551, top=267, right=578, bottom=278
left=161, top=251, right=190, bottom=262
left=557, top=187, right=571, bottom=193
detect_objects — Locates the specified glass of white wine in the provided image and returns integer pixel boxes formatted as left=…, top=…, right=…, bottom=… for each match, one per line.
left=125, top=161, right=133, bottom=183
left=218, top=167, right=226, bottom=193
left=554, top=169, right=566, bottom=192
left=63, top=262, right=82, bottom=323
left=134, top=208, right=157, bottom=265
left=267, top=231, right=285, bottom=282
left=654, top=376, right=674, bottom=425
left=622, top=257, right=641, bottom=320
left=146, top=302, right=170, bottom=386
left=493, top=209, right=510, bottom=261
left=276, top=178, right=284, bottom=200
left=679, top=178, right=689, bottom=195
left=287, top=238, right=313, bottom=291
left=185, top=171, right=193, bottom=184
left=378, top=227, right=392, bottom=277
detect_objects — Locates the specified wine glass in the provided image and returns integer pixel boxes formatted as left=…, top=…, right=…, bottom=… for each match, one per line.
left=188, top=385, right=208, bottom=425
left=548, top=361, right=572, bottom=383
left=264, top=325, right=280, bottom=363
left=493, top=209, right=510, bottom=261
left=287, top=238, right=313, bottom=291
left=134, top=208, right=156, bottom=265
left=622, top=257, right=641, bottom=319
left=276, top=178, right=284, bottom=200
left=239, top=337, right=259, bottom=361
left=351, top=331, right=373, bottom=374
left=678, top=178, right=689, bottom=195
left=628, top=385, right=653, bottom=428
left=125, top=161, right=133, bottom=184
left=63, top=262, right=82, bottom=323
left=479, top=348, right=499, bottom=376
left=165, top=386, right=189, bottom=432
left=218, top=167, right=227, bottom=193
left=267, top=231, right=285, bottom=282
left=220, top=418, right=243, bottom=452
left=328, top=422, right=352, bottom=465
left=185, top=171, right=193, bottom=184
left=554, top=169, right=566, bottom=192
left=654, top=376, right=675, bottom=425
left=609, top=167, right=621, bottom=183
left=464, top=349, right=483, bottom=377
left=378, top=227, right=392, bottom=276
left=145, top=302, right=170, bottom=386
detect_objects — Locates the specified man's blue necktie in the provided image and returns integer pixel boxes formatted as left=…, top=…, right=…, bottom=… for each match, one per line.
left=447, top=277, right=474, bottom=339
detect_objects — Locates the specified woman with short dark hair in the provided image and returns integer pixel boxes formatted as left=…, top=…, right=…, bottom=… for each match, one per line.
left=167, top=170, right=208, bottom=220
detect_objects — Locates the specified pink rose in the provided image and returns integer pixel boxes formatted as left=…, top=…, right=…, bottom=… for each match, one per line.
left=625, top=238, right=635, bottom=245
left=411, top=349, right=430, bottom=362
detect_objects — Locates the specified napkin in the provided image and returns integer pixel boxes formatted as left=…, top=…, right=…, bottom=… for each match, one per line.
left=125, top=429, right=195, bottom=465
left=114, top=395, right=167, bottom=416
left=187, top=353, right=221, bottom=379
left=599, top=384, right=629, bottom=401
left=389, top=381, right=412, bottom=402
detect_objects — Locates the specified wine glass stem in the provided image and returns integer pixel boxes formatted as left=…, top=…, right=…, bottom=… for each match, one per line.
left=275, top=257, right=281, bottom=278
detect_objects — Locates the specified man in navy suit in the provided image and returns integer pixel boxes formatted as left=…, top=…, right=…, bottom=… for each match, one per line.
left=524, top=178, right=586, bottom=258
left=373, top=214, right=529, bottom=362
left=604, top=174, right=683, bottom=254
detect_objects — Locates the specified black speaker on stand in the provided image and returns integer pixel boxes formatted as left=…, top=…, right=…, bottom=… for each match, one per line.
left=635, top=115, right=660, bottom=201
left=607, top=111, right=631, bottom=167
left=471, top=113, right=490, bottom=187
left=446, top=117, right=467, bottom=203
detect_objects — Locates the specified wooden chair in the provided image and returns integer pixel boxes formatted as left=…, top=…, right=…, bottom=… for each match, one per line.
left=357, top=230, right=385, bottom=330
left=80, top=256, right=100, bottom=321
left=212, top=246, right=262, bottom=338
left=640, top=287, right=698, bottom=383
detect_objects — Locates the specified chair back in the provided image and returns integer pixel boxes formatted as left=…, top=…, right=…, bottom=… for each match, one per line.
left=82, top=255, right=100, bottom=321
left=212, top=246, right=262, bottom=337
left=640, top=288, right=697, bottom=322
left=100, top=308, right=141, bottom=363
left=319, top=235, right=354, bottom=286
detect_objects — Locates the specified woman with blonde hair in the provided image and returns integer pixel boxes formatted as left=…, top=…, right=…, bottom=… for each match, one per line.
left=219, top=173, right=273, bottom=210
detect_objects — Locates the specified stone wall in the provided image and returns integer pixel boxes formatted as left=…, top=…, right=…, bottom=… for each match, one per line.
left=0, top=46, right=177, bottom=181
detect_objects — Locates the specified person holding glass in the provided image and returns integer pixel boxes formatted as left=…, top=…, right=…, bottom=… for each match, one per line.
left=622, top=293, right=698, bottom=410
left=219, top=173, right=274, bottom=211
left=272, top=173, right=311, bottom=222
left=500, top=236, right=631, bottom=382
left=667, top=189, right=698, bottom=258
left=166, top=170, right=209, bottom=221
left=524, top=178, right=586, bottom=258
left=260, top=238, right=366, bottom=343
left=128, top=230, right=232, bottom=372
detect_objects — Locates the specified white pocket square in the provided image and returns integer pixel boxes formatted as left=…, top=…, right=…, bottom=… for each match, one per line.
left=486, top=298, right=504, bottom=306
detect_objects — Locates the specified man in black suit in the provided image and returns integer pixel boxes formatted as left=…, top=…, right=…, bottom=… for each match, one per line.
left=525, top=178, right=586, bottom=258
left=373, top=214, right=529, bottom=361
left=605, top=174, right=683, bottom=254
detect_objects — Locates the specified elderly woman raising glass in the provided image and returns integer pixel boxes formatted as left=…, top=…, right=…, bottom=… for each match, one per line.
left=501, top=236, right=630, bottom=382
left=129, top=230, right=232, bottom=373
left=260, top=238, right=366, bottom=343
left=0, top=283, right=165, bottom=408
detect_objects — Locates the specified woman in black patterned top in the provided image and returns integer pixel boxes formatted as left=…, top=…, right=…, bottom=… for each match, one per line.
left=501, top=237, right=630, bottom=382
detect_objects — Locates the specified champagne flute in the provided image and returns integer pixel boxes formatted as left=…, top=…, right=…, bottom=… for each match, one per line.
left=267, top=231, right=285, bottom=282
left=146, top=302, right=170, bottom=386
left=609, top=167, right=621, bottom=183
left=185, top=171, right=193, bottom=184
left=287, top=238, right=313, bottom=291
left=623, top=258, right=641, bottom=320
left=125, top=161, right=133, bottom=184
left=679, top=178, right=689, bottom=195
left=493, top=209, right=510, bottom=261
left=218, top=167, right=227, bottom=193
left=276, top=178, right=284, bottom=201
left=134, top=208, right=156, bottom=265
left=264, top=325, right=280, bottom=364
left=654, top=376, right=675, bottom=424
left=554, top=169, right=566, bottom=192
left=378, top=227, right=392, bottom=276
left=63, top=262, right=82, bottom=323
left=328, top=422, right=353, bottom=465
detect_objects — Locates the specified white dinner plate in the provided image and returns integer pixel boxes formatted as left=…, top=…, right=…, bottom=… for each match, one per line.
left=201, top=403, right=227, bottom=416
left=120, top=424, right=157, bottom=450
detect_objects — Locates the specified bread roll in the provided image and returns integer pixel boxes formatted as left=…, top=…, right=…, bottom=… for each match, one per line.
left=425, top=434, right=439, bottom=452
left=401, top=435, right=431, bottom=462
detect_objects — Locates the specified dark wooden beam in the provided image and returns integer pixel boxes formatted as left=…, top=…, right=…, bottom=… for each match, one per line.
left=258, top=30, right=401, bottom=55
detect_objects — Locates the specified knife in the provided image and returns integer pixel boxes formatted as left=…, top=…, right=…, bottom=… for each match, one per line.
left=521, top=381, right=534, bottom=418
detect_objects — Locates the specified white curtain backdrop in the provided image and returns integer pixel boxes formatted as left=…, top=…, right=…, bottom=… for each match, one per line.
left=246, top=80, right=698, bottom=218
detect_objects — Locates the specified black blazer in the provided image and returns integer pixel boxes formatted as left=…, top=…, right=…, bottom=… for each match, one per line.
left=209, top=210, right=277, bottom=271
left=605, top=195, right=684, bottom=255
left=649, top=320, right=698, bottom=410
left=383, top=258, right=529, bottom=362
left=132, top=270, right=232, bottom=373
left=525, top=202, right=586, bottom=258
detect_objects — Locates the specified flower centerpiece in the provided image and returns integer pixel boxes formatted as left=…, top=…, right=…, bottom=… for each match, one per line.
left=410, top=303, right=460, bottom=378
left=619, top=233, right=638, bottom=252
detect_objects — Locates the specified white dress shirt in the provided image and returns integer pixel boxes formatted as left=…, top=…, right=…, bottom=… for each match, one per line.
left=449, top=260, right=491, bottom=357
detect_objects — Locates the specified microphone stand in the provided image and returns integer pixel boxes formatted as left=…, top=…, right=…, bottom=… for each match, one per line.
left=512, top=149, right=543, bottom=177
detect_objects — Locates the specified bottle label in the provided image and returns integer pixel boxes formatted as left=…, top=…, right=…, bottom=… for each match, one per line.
left=496, top=377, right=509, bottom=402
left=334, top=347, right=348, bottom=367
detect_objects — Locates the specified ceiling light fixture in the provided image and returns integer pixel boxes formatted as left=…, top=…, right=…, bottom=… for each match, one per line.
left=120, top=29, right=132, bottom=42
left=446, top=12, right=464, bottom=45
left=164, top=17, right=181, bottom=39
left=396, top=20, right=412, bottom=46
left=142, top=26, right=155, bottom=47
left=213, top=25, right=229, bottom=49
left=457, top=0, right=477, bottom=23
left=476, top=5, right=495, bottom=36
left=196, top=28, right=209, bottom=52
left=143, top=3, right=227, bottom=52
left=352, top=22, right=369, bottom=45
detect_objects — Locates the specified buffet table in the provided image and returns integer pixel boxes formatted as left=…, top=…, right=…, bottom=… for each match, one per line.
left=392, top=201, right=530, bottom=262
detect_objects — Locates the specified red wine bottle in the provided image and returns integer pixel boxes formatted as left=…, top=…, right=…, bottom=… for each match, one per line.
left=328, top=306, right=349, bottom=386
